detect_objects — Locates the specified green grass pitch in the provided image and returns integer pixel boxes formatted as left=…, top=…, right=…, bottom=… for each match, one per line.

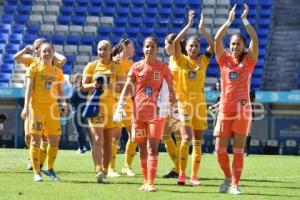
left=0, top=149, right=299, bottom=200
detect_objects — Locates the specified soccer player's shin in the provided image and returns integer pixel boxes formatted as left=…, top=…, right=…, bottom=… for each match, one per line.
left=47, top=146, right=58, bottom=170
left=39, top=142, right=48, bottom=167
left=125, top=140, right=137, bottom=167
left=216, top=146, right=232, bottom=179
left=30, top=145, right=41, bottom=172
left=140, top=158, right=147, bottom=183
left=179, top=140, right=190, bottom=175
left=191, top=140, right=202, bottom=178
left=109, top=140, right=118, bottom=170
left=232, top=148, right=244, bottom=186
left=147, top=155, right=158, bottom=185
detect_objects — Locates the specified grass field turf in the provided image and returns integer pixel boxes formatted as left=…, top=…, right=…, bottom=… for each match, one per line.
left=0, top=149, right=299, bottom=200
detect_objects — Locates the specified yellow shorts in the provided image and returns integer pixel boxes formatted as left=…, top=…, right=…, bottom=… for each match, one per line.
left=24, top=118, right=30, bottom=136
left=88, top=114, right=122, bottom=129
left=29, top=104, right=61, bottom=135
left=178, top=101, right=207, bottom=131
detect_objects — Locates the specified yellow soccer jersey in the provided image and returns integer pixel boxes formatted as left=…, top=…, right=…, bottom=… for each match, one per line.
left=17, top=55, right=39, bottom=68
left=175, top=54, right=210, bottom=102
left=120, top=58, right=133, bottom=77
left=83, top=60, right=123, bottom=114
left=26, top=62, right=64, bottom=105
left=168, top=55, right=180, bottom=95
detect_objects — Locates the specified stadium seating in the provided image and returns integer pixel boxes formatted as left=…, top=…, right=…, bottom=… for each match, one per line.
left=0, top=0, right=274, bottom=91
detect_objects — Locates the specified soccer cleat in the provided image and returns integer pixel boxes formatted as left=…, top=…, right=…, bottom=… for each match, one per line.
left=219, top=178, right=231, bottom=193
left=138, top=183, right=147, bottom=191
left=107, top=170, right=121, bottom=177
left=34, top=172, right=43, bottom=182
left=27, top=159, right=33, bottom=170
left=190, top=177, right=202, bottom=186
left=77, top=149, right=85, bottom=154
left=145, top=184, right=158, bottom=192
left=229, top=186, right=242, bottom=195
left=121, top=167, right=136, bottom=177
left=162, top=170, right=178, bottom=178
left=43, top=169, right=60, bottom=181
left=96, top=171, right=109, bottom=184
left=177, top=173, right=186, bottom=185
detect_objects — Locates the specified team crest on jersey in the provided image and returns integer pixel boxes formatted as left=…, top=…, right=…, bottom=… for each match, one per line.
left=154, top=72, right=160, bottom=80
left=45, top=81, right=52, bottom=89
left=241, top=99, right=247, bottom=106
left=229, top=71, right=238, bottom=80
left=144, top=87, right=153, bottom=96
left=188, top=71, right=197, bottom=80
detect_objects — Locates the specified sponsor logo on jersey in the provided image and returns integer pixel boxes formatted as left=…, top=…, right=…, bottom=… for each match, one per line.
left=45, top=81, right=52, bottom=89
left=229, top=71, right=238, bottom=80
left=188, top=71, right=197, bottom=80
left=144, top=87, right=153, bottom=96
left=241, top=99, right=247, bottom=105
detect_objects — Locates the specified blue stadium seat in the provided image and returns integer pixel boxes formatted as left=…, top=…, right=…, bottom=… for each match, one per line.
left=206, top=67, right=219, bottom=77
left=132, top=0, right=144, bottom=8
left=230, top=0, right=243, bottom=5
left=144, top=8, right=158, bottom=18
left=51, top=35, right=65, bottom=45
left=118, top=0, right=131, bottom=8
left=174, top=0, right=188, bottom=7
left=14, top=15, right=29, bottom=25
left=251, top=78, right=262, bottom=88
left=3, top=5, right=16, bottom=14
left=16, top=5, right=31, bottom=15
left=66, top=35, right=81, bottom=45
left=102, top=7, right=116, bottom=16
left=1, top=15, right=14, bottom=24
left=157, top=18, right=168, bottom=28
left=259, top=39, right=268, bottom=48
left=87, top=7, right=101, bottom=16
left=169, top=28, right=181, bottom=34
left=9, top=34, right=22, bottom=44
left=2, top=54, right=15, bottom=64
left=90, top=0, right=102, bottom=7
left=6, top=0, right=18, bottom=5
left=114, top=17, right=127, bottom=27
left=257, top=28, right=269, bottom=39
left=116, top=7, right=129, bottom=17
left=0, top=82, right=9, bottom=87
left=172, top=18, right=184, bottom=28
left=145, top=0, right=159, bottom=8
left=0, top=63, right=14, bottom=73
left=58, top=15, right=71, bottom=25
left=258, top=19, right=271, bottom=28
left=11, top=24, right=25, bottom=33
left=253, top=68, right=264, bottom=78
left=0, top=33, right=8, bottom=44
left=127, top=27, right=139, bottom=37
left=259, top=0, right=273, bottom=8
left=63, top=64, right=73, bottom=74
left=81, top=35, right=94, bottom=45
left=103, top=0, right=117, bottom=7
left=155, top=28, right=168, bottom=38
left=111, top=27, right=126, bottom=38
left=159, top=8, right=172, bottom=18
left=66, top=55, right=75, bottom=64
left=74, top=6, right=87, bottom=16
left=5, top=44, right=19, bottom=54
left=26, top=24, right=40, bottom=34
left=130, top=7, right=143, bottom=17
left=144, top=17, right=156, bottom=28
left=97, top=26, right=110, bottom=35
left=60, top=6, right=73, bottom=16
left=161, top=1, right=172, bottom=8
left=71, top=16, right=85, bottom=25
left=188, top=0, right=202, bottom=7
left=258, top=9, right=272, bottom=18
left=76, top=0, right=89, bottom=7
left=245, top=0, right=257, bottom=8
left=140, top=27, right=154, bottom=37
left=62, top=0, right=75, bottom=6
left=0, top=24, right=11, bottom=34
left=256, top=59, right=264, bottom=69
left=128, top=17, right=142, bottom=26
left=173, top=8, right=186, bottom=17
left=23, top=34, right=37, bottom=45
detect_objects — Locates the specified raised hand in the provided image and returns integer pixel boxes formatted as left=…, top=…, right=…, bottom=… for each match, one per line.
left=199, top=13, right=205, bottom=33
left=241, top=4, right=249, bottom=19
left=187, top=10, right=195, bottom=27
left=228, top=4, right=236, bottom=22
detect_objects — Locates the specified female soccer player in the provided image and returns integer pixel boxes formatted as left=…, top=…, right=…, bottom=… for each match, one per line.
left=21, top=42, right=68, bottom=182
left=108, top=38, right=136, bottom=177
left=214, top=4, right=258, bottom=194
left=15, top=38, right=66, bottom=170
left=114, top=37, right=176, bottom=192
left=161, top=33, right=183, bottom=179
left=82, top=40, right=123, bottom=184
left=174, top=10, right=214, bottom=186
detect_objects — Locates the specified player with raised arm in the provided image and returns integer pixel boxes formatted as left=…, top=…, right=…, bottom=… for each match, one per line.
left=214, top=4, right=258, bottom=195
